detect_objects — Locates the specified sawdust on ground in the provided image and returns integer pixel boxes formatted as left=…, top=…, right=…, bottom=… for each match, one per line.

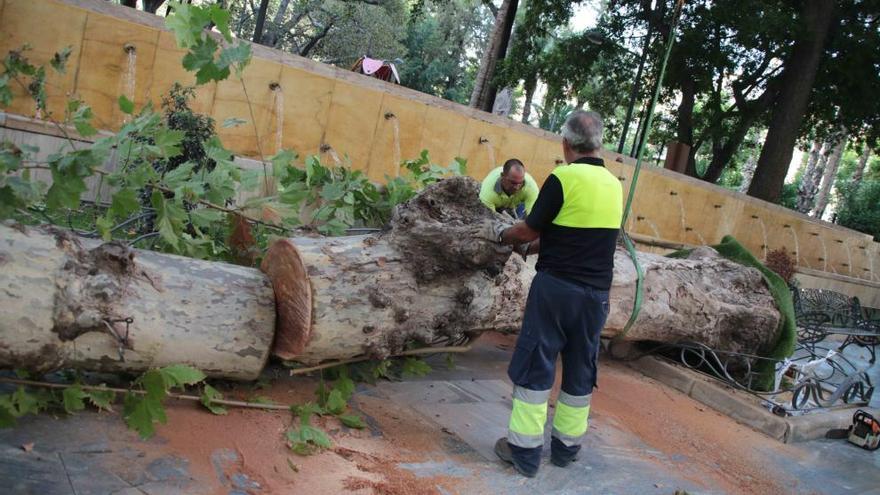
left=138, top=333, right=804, bottom=495
left=590, top=363, right=794, bottom=494
left=143, top=372, right=463, bottom=495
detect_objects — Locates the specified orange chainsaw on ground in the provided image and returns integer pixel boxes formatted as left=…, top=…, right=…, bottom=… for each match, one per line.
left=826, top=409, right=880, bottom=450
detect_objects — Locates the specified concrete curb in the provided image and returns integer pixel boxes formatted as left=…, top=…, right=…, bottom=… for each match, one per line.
left=626, top=356, right=877, bottom=443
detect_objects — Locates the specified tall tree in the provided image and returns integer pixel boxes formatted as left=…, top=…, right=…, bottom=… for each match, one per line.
left=748, top=1, right=834, bottom=203
left=469, top=0, right=518, bottom=111
left=795, top=140, right=825, bottom=213
left=812, top=134, right=847, bottom=218
left=852, top=147, right=872, bottom=187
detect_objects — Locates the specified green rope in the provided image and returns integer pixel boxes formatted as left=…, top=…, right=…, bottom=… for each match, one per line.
left=618, top=0, right=685, bottom=339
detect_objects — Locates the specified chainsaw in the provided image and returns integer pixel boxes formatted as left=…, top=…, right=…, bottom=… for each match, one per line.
left=826, top=409, right=880, bottom=451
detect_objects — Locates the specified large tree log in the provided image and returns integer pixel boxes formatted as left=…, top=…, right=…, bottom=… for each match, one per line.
left=0, top=224, right=275, bottom=380
left=264, top=177, right=782, bottom=365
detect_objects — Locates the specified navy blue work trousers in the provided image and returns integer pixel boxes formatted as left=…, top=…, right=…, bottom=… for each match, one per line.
left=506, top=270, right=610, bottom=468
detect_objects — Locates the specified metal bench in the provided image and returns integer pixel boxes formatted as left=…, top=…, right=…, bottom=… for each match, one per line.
left=793, top=288, right=878, bottom=363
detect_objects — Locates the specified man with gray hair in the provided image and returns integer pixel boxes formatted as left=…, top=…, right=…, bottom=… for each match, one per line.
left=479, top=110, right=623, bottom=477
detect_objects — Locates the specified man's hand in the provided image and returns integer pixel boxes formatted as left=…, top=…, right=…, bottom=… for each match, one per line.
left=477, top=220, right=507, bottom=243
left=513, top=242, right=530, bottom=260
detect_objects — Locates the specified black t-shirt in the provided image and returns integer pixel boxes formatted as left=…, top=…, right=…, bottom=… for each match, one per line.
left=525, top=157, right=619, bottom=290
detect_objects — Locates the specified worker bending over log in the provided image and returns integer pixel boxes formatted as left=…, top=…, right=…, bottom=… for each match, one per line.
left=479, top=158, right=540, bottom=219
left=481, top=110, right=622, bottom=477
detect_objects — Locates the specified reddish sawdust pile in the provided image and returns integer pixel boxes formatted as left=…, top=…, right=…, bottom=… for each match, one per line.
left=143, top=373, right=461, bottom=495
left=587, top=362, right=794, bottom=495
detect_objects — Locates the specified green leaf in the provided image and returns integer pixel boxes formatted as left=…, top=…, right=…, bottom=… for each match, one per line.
left=333, top=376, right=355, bottom=402
left=195, top=62, right=230, bottom=85
left=62, top=385, right=87, bottom=414
left=190, top=207, right=224, bottom=228
left=50, top=46, right=73, bottom=73
left=445, top=353, right=456, bottom=370
left=299, top=424, right=331, bottom=448
left=154, top=128, right=185, bottom=160
left=401, top=357, right=432, bottom=377
left=140, top=369, right=168, bottom=401
left=165, top=1, right=212, bottom=48
left=0, top=142, right=23, bottom=173
left=320, top=182, right=346, bottom=202
left=118, top=95, right=135, bottom=115
left=68, top=100, right=97, bottom=137
left=12, top=386, right=41, bottom=416
left=85, top=387, right=115, bottom=412
left=292, top=402, right=323, bottom=425
left=287, top=423, right=331, bottom=455
left=0, top=402, right=15, bottom=428
left=338, top=414, right=366, bottom=429
left=324, top=390, right=346, bottom=416
left=209, top=4, right=233, bottom=42
left=200, top=384, right=227, bottom=415
left=151, top=191, right=187, bottom=250
left=163, top=161, right=195, bottom=188
left=182, top=36, right=218, bottom=71
left=372, top=360, right=391, bottom=380
left=0, top=74, right=13, bottom=107
left=217, top=43, right=252, bottom=74
left=123, top=392, right=164, bottom=439
left=109, top=188, right=140, bottom=221
left=160, top=364, right=206, bottom=388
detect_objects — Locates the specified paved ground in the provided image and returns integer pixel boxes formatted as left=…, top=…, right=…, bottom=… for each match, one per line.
left=1, top=333, right=878, bottom=495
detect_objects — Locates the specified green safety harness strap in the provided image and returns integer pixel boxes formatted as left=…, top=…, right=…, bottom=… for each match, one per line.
left=617, top=0, right=685, bottom=340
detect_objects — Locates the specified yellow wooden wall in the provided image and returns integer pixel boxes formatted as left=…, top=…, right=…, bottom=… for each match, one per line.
left=1, top=0, right=879, bottom=291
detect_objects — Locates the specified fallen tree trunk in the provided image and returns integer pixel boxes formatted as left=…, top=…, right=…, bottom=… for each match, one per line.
left=264, top=177, right=782, bottom=365
left=0, top=224, right=275, bottom=380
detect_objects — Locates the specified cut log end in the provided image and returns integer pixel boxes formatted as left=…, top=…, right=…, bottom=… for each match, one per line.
left=261, top=239, right=312, bottom=360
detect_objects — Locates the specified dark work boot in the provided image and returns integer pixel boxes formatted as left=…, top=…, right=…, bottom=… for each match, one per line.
left=494, top=438, right=539, bottom=478
left=550, top=436, right=580, bottom=467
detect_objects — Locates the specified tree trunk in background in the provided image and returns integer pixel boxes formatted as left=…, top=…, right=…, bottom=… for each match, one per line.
left=481, top=0, right=519, bottom=113
left=262, top=178, right=782, bottom=365
left=703, top=116, right=752, bottom=184
left=260, top=0, right=293, bottom=48
left=678, top=79, right=697, bottom=177
left=252, top=0, right=271, bottom=44
left=852, top=147, right=871, bottom=186
left=796, top=140, right=825, bottom=213
left=739, top=154, right=758, bottom=193
left=747, top=0, right=834, bottom=203
left=521, top=75, right=536, bottom=124
left=469, top=0, right=517, bottom=110
left=0, top=225, right=276, bottom=380
left=143, top=0, right=165, bottom=14
left=812, top=134, right=847, bottom=218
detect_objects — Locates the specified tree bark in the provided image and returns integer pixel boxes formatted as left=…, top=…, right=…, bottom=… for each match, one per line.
left=469, top=0, right=517, bottom=110
left=702, top=116, right=752, bottom=184
left=143, top=0, right=165, bottom=14
left=521, top=75, right=536, bottom=124
left=678, top=78, right=697, bottom=177
left=796, top=140, right=826, bottom=213
left=852, top=146, right=871, bottom=186
left=812, top=134, right=847, bottom=218
left=0, top=225, right=275, bottom=380
left=252, top=0, right=271, bottom=44
left=260, top=0, right=293, bottom=47
left=262, top=178, right=782, bottom=365
left=481, top=0, right=519, bottom=113
left=747, top=0, right=834, bottom=203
